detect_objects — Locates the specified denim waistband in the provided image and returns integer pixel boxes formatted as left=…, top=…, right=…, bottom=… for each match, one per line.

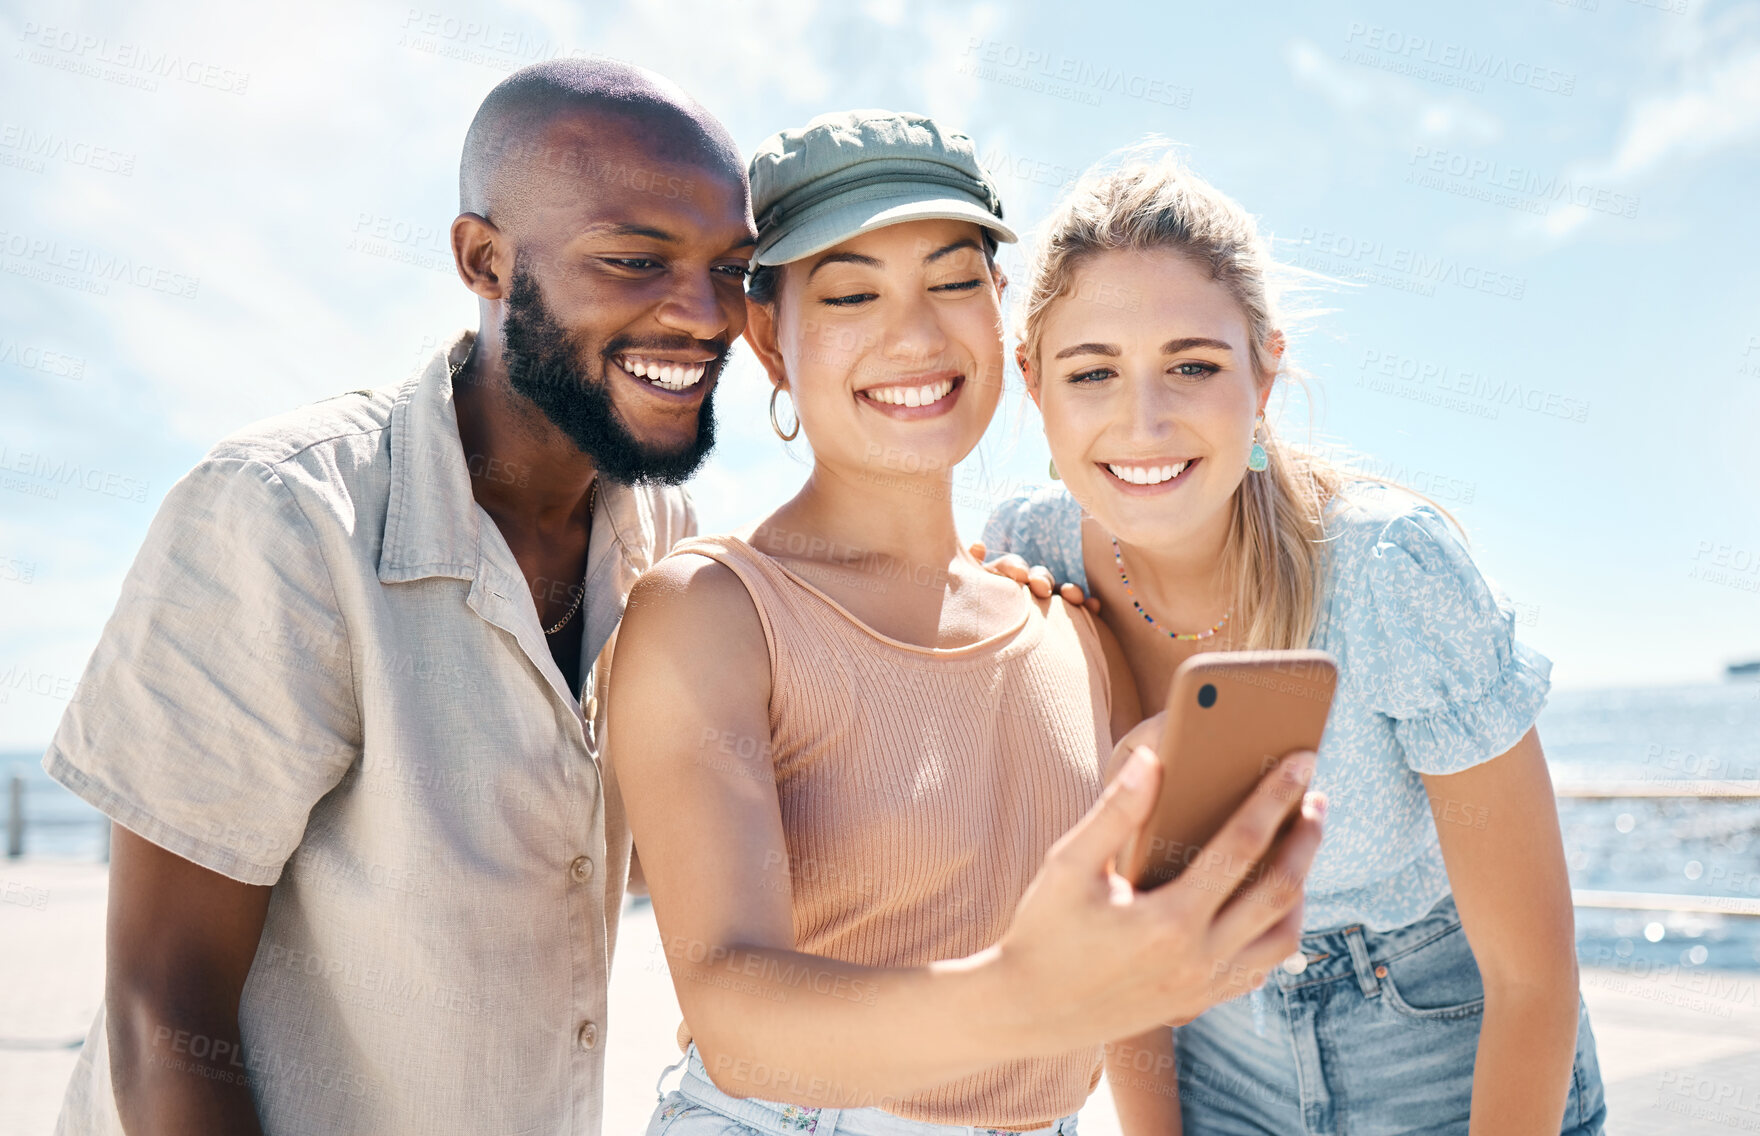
left=1272, top=893, right=1464, bottom=994
left=671, top=1045, right=1079, bottom=1136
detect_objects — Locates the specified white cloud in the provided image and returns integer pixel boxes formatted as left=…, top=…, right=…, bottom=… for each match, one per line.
left=1283, top=38, right=1503, bottom=146
left=1525, top=6, right=1760, bottom=243
left=1608, top=41, right=1760, bottom=177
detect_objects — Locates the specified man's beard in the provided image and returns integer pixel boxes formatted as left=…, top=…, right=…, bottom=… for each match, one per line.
left=499, top=267, right=721, bottom=486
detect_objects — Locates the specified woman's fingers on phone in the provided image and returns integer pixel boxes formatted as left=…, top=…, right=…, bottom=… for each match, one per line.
left=1169, top=751, right=1317, bottom=917
left=1213, top=792, right=1325, bottom=953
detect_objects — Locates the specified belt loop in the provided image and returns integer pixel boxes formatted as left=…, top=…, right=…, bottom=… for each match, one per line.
left=1344, top=926, right=1379, bottom=998
left=654, top=1048, right=690, bottom=1102
left=814, top=1107, right=841, bottom=1135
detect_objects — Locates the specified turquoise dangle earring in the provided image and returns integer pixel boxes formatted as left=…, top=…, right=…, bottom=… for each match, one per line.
left=1247, top=415, right=1269, bottom=472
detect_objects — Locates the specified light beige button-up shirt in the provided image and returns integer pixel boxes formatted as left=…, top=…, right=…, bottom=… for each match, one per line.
left=43, top=330, right=694, bottom=1135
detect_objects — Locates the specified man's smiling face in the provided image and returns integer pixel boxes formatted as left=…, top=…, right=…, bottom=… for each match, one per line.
left=492, top=113, right=756, bottom=484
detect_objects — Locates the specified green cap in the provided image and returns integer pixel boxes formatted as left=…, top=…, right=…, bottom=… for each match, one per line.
left=749, top=109, right=1016, bottom=267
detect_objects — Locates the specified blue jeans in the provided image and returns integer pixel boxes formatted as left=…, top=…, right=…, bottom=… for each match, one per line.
left=646, top=1045, right=1080, bottom=1136
left=1176, top=894, right=1606, bottom=1135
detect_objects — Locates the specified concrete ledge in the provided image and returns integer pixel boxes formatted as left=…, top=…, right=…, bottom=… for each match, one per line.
left=5, top=861, right=1757, bottom=1135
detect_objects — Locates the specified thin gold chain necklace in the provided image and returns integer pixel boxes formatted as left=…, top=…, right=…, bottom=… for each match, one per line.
left=544, top=478, right=599, bottom=636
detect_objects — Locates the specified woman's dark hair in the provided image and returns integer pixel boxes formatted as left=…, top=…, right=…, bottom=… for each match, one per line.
left=746, top=230, right=999, bottom=306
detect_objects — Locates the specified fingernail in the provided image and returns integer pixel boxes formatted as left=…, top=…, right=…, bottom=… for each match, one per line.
left=1289, top=757, right=1316, bottom=786
left=1303, top=792, right=1328, bottom=821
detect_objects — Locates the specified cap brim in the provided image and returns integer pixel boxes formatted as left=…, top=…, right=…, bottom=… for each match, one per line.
left=755, top=190, right=1017, bottom=267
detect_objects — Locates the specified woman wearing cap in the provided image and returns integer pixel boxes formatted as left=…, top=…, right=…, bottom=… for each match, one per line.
left=608, top=111, right=1325, bottom=1135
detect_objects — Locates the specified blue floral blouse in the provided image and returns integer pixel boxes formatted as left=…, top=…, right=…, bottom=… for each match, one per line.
left=983, top=481, right=1551, bottom=931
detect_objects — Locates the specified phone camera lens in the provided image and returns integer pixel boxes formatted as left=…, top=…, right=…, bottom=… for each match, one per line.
left=1197, top=683, right=1217, bottom=708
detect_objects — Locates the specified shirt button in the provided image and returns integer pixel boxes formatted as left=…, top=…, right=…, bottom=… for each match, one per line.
left=1280, top=951, right=1309, bottom=975
left=577, top=1020, right=598, bottom=1050
left=584, top=694, right=599, bottom=720
left=569, top=856, right=594, bottom=884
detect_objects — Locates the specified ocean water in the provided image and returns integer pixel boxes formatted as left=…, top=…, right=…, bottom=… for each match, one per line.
left=1544, top=681, right=1760, bottom=974
left=5, top=680, right=1759, bottom=970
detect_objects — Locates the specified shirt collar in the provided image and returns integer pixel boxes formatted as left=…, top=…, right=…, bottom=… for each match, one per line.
left=377, top=331, right=665, bottom=652
left=378, top=331, right=483, bottom=584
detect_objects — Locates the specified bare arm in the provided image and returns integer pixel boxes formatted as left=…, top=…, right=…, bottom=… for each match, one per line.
left=1423, top=728, right=1580, bottom=1136
left=1104, top=1026, right=1182, bottom=1136
left=106, top=824, right=271, bottom=1136
left=610, top=554, right=1325, bottom=1105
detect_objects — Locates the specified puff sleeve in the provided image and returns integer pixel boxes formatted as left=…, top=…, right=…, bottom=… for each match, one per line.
left=1352, top=505, right=1551, bottom=775
left=981, top=484, right=1090, bottom=593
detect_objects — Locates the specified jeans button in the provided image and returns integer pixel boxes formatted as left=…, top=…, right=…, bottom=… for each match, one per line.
left=1281, top=951, right=1309, bottom=975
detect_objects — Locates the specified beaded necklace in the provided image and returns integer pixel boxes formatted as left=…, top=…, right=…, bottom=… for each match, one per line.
left=1111, top=535, right=1230, bottom=642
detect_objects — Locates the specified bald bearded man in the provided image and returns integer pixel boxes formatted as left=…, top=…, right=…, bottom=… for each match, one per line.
left=40, top=59, right=754, bottom=1136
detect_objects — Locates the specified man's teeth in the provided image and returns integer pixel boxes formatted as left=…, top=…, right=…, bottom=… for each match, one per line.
left=618, top=354, right=708, bottom=391
left=863, top=377, right=956, bottom=408
left=1106, top=460, right=1190, bottom=486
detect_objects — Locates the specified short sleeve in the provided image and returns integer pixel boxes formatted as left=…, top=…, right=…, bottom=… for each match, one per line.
left=1354, top=506, right=1550, bottom=775
left=981, top=484, right=1089, bottom=593
left=42, top=458, right=361, bottom=884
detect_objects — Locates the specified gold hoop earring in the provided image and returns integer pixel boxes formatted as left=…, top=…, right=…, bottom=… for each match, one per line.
left=769, top=384, right=800, bottom=442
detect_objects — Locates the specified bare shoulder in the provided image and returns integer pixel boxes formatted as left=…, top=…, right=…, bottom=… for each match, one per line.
left=615, top=553, right=770, bottom=685
left=625, top=553, right=759, bottom=630
left=609, top=552, right=774, bottom=790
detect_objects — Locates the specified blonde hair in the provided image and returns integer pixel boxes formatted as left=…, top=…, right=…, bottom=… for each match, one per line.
left=1020, top=148, right=1352, bottom=650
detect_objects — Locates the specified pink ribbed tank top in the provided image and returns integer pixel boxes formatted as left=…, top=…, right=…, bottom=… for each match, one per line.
left=665, top=533, right=1111, bottom=1129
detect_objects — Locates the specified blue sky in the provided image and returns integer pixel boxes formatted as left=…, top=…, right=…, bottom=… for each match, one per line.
left=2, top=0, right=1758, bottom=749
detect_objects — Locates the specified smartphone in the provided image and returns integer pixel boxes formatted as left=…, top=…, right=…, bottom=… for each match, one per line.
left=1120, top=650, right=1338, bottom=890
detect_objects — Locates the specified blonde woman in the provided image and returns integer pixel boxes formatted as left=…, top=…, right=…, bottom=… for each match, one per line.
left=609, top=114, right=1326, bottom=1136
left=984, top=152, right=1606, bottom=1135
